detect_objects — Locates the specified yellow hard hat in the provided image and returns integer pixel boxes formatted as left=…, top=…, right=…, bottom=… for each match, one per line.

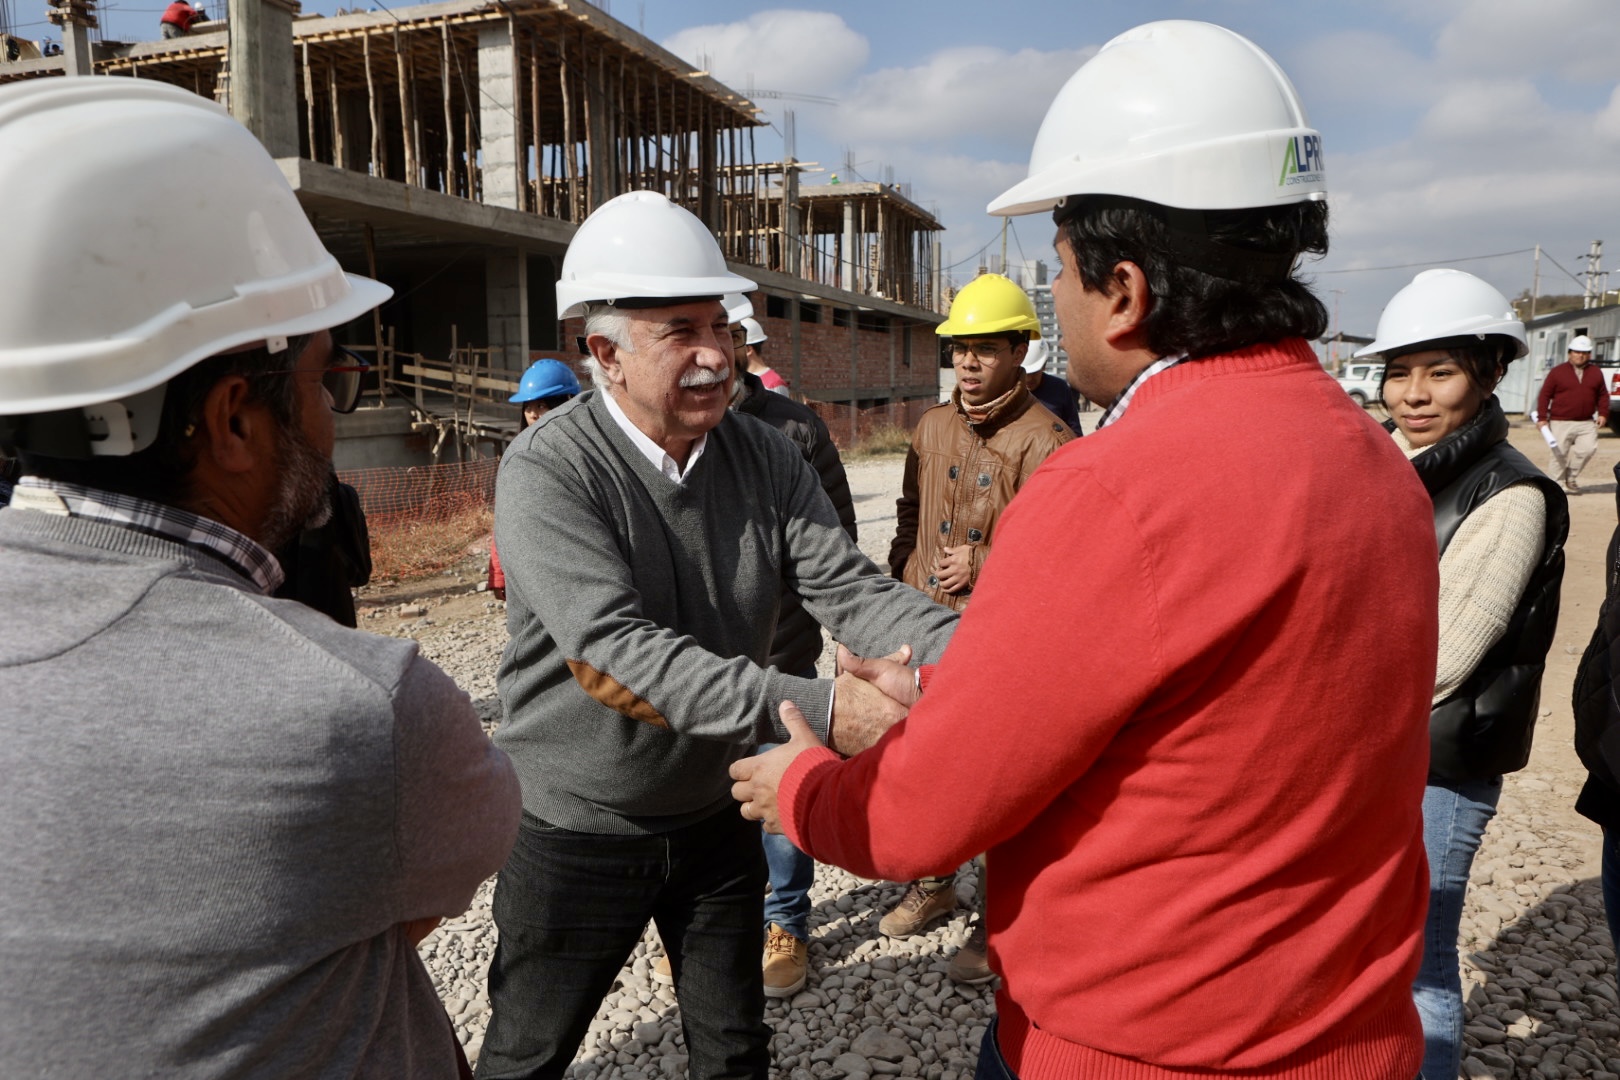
left=935, top=273, right=1041, bottom=338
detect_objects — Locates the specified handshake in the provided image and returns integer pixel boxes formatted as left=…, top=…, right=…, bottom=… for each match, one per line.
left=730, top=643, right=920, bottom=834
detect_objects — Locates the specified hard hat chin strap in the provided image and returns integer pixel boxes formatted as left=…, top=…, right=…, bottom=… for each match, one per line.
left=0, top=383, right=168, bottom=459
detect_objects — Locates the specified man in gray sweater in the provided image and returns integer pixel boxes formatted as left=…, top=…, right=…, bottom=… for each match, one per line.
left=478, top=191, right=959, bottom=1080
left=0, top=79, right=520, bottom=1079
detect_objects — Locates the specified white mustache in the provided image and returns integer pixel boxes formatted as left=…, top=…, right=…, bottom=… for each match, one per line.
left=679, top=369, right=728, bottom=388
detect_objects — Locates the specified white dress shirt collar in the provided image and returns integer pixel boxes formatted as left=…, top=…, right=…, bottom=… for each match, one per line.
left=601, top=389, right=708, bottom=483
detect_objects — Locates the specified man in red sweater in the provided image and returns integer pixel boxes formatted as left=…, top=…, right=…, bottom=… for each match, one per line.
left=731, top=21, right=1437, bottom=1080
left=1535, top=334, right=1607, bottom=494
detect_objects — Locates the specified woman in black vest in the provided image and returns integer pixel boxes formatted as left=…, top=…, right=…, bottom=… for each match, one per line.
left=1359, top=269, right=1568, bottom=1080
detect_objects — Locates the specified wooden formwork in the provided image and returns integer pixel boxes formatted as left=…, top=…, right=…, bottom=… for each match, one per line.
left=87, top=0, right=766, bottom=234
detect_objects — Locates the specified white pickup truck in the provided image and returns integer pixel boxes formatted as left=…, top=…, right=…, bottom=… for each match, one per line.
left=1335, top=362, right=1383, bottom=408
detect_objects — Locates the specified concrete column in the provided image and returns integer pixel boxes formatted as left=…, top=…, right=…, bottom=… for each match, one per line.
left=487, top=250, right=529, bottom=374
left=477, top=23, right=522, bottom=210
left=842, top=200, right=856, bottom=294
left=226, top=0, right=300, bottom=157
left=59, top=20, right=92, bottom=76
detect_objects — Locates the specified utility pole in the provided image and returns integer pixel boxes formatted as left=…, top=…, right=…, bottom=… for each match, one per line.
left=1530, top=244, right=1541, bottom=321
left=1582, top=239, right=1604, bottom=309
left=46, top=0, right=96, bottom=76
left=1328, top=288, right=1344, bottom=370
left=1000, top=218, right=1008, bottom=279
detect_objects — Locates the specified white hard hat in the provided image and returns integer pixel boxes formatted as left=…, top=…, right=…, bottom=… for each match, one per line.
left=1570, top=335, right=1594, bottom=353
left=1020, top=337, right=1050, bottom=374
left=723, top=293, right=754, bottom=324
left=556, top=191, right=757, bottom=320
left=1355, top=269, right=1527, bottom=361
left=741, top=317, right=768, bottom=346
left=989, top=21, right=1325, bottom=217
left=0, top=78, right=390, bottom=420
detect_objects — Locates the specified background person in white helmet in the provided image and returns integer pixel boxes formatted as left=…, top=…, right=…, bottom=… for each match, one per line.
left=739, top=315, right=788, bottom=394
left=0, top=79, right=520, bottom=1079
left=1020, top=338, right=1084, bottom=436
left=1534, top=334, right=1607, bottom=494
left=878, top=272, right=1071, bottom=981
left=1358, top=269, right=1567, bottom=1080
left=730, top=21, right=1437, bottom=1079
left=730, top=292, right=858, bottom=999
left=477, top=191, right=958, bottom=1080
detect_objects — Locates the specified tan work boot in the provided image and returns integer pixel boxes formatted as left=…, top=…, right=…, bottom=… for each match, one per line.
left=762, top=923, right=808, bottom=998
left=878, top=880, right=958, bottom=938
left=947, top=921, right=995, bottom=985
left=652, top=953, right=673, bottom=986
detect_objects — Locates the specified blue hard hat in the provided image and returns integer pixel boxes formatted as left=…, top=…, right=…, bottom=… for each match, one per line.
left=511, top=359, right=581, bottom=403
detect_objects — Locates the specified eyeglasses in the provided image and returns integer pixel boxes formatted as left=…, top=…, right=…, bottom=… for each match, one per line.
left=259, top=344, right=372, bottom=414
left=949, top=340, right=1012, bottom=362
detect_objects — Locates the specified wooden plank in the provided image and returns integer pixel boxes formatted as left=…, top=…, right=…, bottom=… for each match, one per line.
left=441, top=21, right=455, bottom=195
left=399, top=364, right=519, bottom=394
left=302, top=40, right=316, bottom=159
left=395, top=27, right=417, bottom=185
left=364, top=32, right=380, bottom=176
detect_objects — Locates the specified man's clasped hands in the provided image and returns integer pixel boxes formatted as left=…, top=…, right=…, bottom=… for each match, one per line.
left=730, top=644, right=920, bottom=834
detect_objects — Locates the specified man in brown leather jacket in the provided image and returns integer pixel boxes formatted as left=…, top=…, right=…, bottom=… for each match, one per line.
left=889, top=273, right=1074, bottom=612
left=880, top=273, right=1072, bottom=973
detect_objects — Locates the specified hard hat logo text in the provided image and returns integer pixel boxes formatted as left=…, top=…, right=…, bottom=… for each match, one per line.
left=1278, top=135, right=1324, bottom=187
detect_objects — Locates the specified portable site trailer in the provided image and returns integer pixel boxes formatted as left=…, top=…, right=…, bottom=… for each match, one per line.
left=1502, top=303, right=1620, bottom=415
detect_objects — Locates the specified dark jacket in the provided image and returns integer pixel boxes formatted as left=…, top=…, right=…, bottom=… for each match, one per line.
left=1394, top=397, right=1567, bottom=782
left=1574, top=463, right=1620, bottom=829
left=735, top=370, right=857, bottom=675
left=1031, top=371, right=1084, bottom=436
left=890, top=381, right=1072, bottom=611
left=273, top=474, right=372, bottom=628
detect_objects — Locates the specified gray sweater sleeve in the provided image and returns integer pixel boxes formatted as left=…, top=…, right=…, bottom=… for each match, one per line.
left=773, top=445, right=959, bottom=671
left=497, top=420, right=955, bottom=748
left=498, top=443, right=840, bottom=744
left=392, top=656, right=521, bottom=920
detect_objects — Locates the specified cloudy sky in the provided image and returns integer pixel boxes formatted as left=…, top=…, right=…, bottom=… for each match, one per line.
left=648, top=0, right=1620, bottom=338
left=57, top=0, right=1620, bottom=336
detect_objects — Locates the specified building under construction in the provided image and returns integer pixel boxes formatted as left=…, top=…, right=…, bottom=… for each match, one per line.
left=2, top=0, right=946, bottom=465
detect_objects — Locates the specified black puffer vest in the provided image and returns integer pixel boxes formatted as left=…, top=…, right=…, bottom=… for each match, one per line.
left=1572, top=465, right=1620, bottom=827
left=1389, top=397, right=1569, bottom=782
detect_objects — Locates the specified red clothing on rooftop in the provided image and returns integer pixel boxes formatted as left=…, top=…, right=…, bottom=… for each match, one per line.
left=781, top=339, right=1436, bottom=1079
left=160, top=1, right=201, bottom=31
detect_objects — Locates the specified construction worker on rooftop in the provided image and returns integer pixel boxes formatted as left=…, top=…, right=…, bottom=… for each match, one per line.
left=159, top=0, right=204, bottom=38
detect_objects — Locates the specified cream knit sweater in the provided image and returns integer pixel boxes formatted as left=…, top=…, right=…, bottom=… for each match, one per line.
left=1396, top=429, right=1548, bottom=703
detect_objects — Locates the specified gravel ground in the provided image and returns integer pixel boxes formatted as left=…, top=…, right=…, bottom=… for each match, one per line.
left=366, top=423, right=1620, bottom=1080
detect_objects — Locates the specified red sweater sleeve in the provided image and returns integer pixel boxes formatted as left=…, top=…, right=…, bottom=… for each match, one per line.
left=780, top=466, right=1160, bottom=879
left=1537, top=366, right=1560, bottom=419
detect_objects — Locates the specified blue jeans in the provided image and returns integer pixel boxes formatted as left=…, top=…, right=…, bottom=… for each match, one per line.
left=1603, top=827, right=1620, bottom=950
left=974, top=1017, right=1016, bottom=1080
left=758, top=741, right=814, bottom=942
left=1414, top=776, right=1501, bottom=1080
left=477, top=806, right=770, bottom=1080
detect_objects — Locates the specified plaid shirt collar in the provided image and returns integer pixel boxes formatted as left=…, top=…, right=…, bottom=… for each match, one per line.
left=1094, top=354, right=1190, bottom=432
left=10, top=476, right=284, bottom=594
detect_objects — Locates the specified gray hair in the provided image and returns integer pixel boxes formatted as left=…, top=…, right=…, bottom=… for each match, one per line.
left=580, top=303, right=634, bottom=392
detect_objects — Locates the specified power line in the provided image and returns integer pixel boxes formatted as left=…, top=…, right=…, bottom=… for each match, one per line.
left=1539, top=250, right=1588, bottom=289
left=1314, top=248, right=1534, bottom=275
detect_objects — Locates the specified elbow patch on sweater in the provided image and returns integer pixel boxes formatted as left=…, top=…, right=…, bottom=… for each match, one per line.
left=566, top=660, right=670, bottom=729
